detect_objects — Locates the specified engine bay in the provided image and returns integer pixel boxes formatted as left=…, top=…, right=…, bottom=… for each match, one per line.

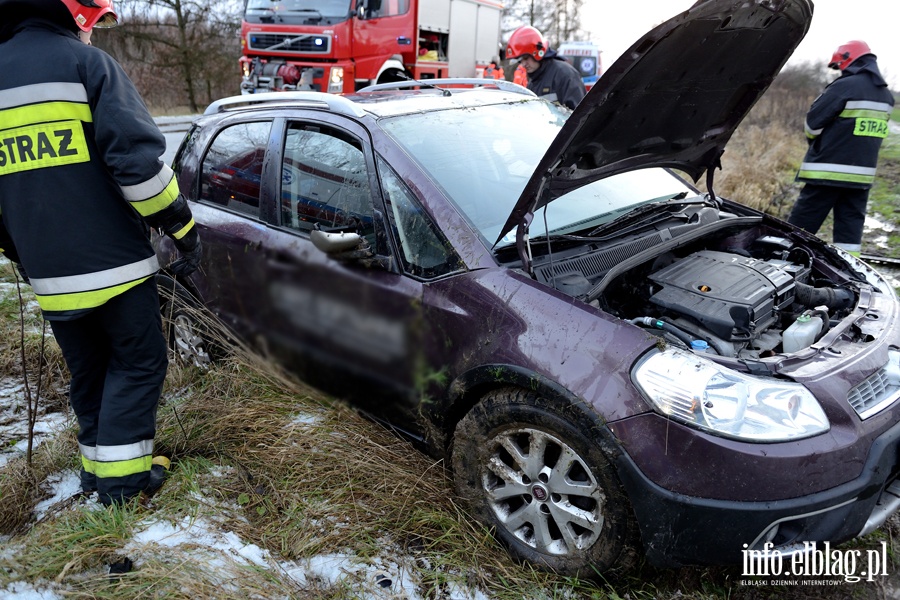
left=528, top=200, right=866, bottom=360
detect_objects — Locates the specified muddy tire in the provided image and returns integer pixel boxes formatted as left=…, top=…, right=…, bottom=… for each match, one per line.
left=451, top=387, right=639, bottom=576
left=157, top=277, right=217, bottom=368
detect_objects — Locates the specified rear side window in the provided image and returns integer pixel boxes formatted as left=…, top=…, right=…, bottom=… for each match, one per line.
left=199, top=121, right=272, bottom=218
left=280, top=122, right=374, bottom=237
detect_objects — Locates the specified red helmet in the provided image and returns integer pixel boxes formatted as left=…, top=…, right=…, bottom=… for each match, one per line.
left=59, top=0, right=118, bottom=32
left=506, top=26, right=546, bottom=61
left=828, top=40, right=871, bottom=70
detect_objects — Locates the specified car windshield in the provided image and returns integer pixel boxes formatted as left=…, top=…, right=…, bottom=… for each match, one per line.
left=245, top=0, right=350, bottom=20
left=380, top=99, right=693, bottom=247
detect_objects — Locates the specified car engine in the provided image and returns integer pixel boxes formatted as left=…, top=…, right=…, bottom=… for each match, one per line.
left=533, top=227, right=858, bottom=359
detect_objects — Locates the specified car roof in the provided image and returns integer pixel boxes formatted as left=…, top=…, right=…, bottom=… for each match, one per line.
left=202, top=80, right=537, bottom=120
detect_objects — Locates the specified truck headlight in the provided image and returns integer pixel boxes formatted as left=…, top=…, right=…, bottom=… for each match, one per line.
left=329, top=67, right=344, bottom=93
left=632, top=348, right=829, bottom=441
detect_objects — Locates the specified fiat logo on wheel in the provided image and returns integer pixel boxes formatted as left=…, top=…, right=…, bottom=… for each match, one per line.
left=532, top=485, right=548, bottom=501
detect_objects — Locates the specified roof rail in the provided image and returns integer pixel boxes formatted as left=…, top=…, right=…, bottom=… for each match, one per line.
left=203, top=91, right=367, bottom=118
left=357, top=78, right=535, bottom=96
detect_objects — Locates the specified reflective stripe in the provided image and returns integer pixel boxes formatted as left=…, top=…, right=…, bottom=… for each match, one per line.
left=799, top=162, right=877, bottom=177
left=0, top=102, right=93, bottom=130
left=833, top=242, right=862, bottom=253
left=80, top=443, right=97, bottom=461
left=128, top=173, right=181, bottom=217
left=0, top=82, right=88, bottom=110
left=804, top=120, right=823, bottom=138
left=36, top=275, right=152, bottom=312
left=839, top=108, right=890, bottom=120
left=83, top=455, right=153, bottom=478
left=121, top=164, right=176, bottom=202
left=97, top=440, right=154, bottom=462
left=81, top=440, right=154, bottom=478
left=30, top=255, right=159, bottom=296
left=845, top=100, right=894, bottom=112
left=171, top=218, right=195, bottom=240
left=797, top=169, right=875, bottom=185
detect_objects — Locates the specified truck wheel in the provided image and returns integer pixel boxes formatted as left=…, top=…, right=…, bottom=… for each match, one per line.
left=451, top=387, right=639, bottom=576
left=157, top=276, right=215, bottom=368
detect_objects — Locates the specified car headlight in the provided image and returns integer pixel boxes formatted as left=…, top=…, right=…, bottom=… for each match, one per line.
left=632, top=348, right=829, bottom=441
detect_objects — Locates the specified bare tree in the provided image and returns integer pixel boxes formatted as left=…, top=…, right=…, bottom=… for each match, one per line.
left=94, top=0, right=242, bottom=112
left=502, top=0, right=588, bottom=49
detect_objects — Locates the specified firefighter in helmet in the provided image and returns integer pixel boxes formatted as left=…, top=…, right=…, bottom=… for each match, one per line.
left=787, top=40, right=894, bottom=255
left=506, top=25, right=585, bottom=109
left=0, top=0, right=202, bottom=506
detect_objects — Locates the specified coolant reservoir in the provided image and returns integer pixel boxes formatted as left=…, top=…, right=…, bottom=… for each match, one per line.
left=782, top=311, right=824, bottom=353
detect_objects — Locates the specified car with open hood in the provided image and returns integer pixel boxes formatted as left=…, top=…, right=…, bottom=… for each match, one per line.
left=156, top=0, right=900, bottom=575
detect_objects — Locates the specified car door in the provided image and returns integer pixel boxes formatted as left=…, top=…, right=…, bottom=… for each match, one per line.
left=259, top=114, right=459, bottom=430
left=190, top=118, right=276, bottom=342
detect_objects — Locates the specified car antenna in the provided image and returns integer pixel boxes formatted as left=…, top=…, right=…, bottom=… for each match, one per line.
left=398, top=72, right=452, bottom=96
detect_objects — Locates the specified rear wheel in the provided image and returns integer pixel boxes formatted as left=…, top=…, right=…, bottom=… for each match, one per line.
left=157, top=277, right=215, bottom=368
left=451, top=387, right=639, bottom=576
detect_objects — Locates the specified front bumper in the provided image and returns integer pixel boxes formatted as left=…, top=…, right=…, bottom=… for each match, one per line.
left=613, top=417, right=900, bottom=568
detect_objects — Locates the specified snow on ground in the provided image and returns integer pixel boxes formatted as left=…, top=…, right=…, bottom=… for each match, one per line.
left=0, top=378, right=72, bottom=469
left=2, top=466, right=491, bottom=600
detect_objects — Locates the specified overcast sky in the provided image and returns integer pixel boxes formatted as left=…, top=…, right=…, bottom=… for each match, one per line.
left=580, top=0, right=900, bottom=89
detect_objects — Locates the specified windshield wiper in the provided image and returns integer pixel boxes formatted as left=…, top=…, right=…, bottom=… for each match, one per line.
left=586, top=193, right=699, bottom=238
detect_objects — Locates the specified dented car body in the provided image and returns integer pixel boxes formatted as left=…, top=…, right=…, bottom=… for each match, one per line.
left=156, top=0, right=900, bottom=575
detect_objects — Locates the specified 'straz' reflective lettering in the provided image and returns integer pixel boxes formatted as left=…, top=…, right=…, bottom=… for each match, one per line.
left=853, top=118, right=889, bottom=138
left=0, top=120, right=89, bottom=175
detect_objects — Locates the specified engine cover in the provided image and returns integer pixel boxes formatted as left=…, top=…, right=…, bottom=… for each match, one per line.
left=648, top=250, right=795, bottom=341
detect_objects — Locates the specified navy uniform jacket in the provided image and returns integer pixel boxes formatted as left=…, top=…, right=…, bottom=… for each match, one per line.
left=0, top=16, right=196, bottom=319
left=526, top=50, right=586, bottom=110
left=797, top=55, right=894, bottom=189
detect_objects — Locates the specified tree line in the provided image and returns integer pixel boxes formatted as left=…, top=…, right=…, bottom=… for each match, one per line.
left=91, top=0, right=589, bottom=113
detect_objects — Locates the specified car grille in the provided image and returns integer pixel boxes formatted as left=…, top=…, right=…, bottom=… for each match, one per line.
left=247, top=33, right=331, bottom=54
left=849, top=350, right=900, bottom=419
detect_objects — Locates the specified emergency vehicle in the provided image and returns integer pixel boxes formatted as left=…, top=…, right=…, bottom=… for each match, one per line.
left=557, top=40, right=602, bottom=91
left=239, top=0, right=504, bottom=94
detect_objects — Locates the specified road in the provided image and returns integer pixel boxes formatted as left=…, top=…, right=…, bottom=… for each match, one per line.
left=155, top=115, right=196, bottom=165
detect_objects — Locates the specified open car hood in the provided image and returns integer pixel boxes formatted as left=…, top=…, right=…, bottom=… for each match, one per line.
left=497, top=0, right=813, bottom=246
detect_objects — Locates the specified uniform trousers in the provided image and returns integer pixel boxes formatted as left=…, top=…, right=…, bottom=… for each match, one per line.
left=48, top=277, right=168, bottom=505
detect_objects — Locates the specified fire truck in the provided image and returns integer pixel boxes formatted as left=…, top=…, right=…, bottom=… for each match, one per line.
left=239, top=0, right=504, bottom=94
left=557, top=40, right=602, bottom=92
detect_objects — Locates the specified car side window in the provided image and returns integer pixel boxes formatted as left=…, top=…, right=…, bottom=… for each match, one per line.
left=280, top=123, right=374, bottom=237
left=199, top=121, right=272, bottom=218
left=377, top=156, right=462, bottom=279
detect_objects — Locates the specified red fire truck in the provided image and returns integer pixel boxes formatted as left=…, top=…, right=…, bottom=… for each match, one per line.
left=239, top=0, right=504, bottom=94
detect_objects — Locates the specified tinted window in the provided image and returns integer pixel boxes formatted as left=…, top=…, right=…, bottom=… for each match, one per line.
left=200, top=121, right=272, bottom=218
left=378, top=156, right=461, bottom=279
left=280, top=123, right=373, bottom=236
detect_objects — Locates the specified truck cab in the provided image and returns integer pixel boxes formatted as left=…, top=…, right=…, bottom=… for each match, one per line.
left=239, top=0, right=503, bottom=94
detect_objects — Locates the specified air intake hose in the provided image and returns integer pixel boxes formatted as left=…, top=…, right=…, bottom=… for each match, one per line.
left=794, top=282, right=854, bottom=312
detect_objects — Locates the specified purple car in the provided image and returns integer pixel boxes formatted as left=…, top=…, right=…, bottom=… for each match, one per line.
left=156, top=0, right=900, bottom=575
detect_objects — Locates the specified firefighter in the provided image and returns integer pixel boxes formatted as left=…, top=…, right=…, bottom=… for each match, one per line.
left=0, top=0, right=202, bottom=505
left=484, top=57, right=505, bottom=81
left=506, top=25, right=585, bottom=110
left=787, top=40, right=895, bottom=255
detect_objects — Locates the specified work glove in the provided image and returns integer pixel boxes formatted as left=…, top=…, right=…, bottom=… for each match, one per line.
left=15, top=263, right=29, bottom=285
left=169, top=228, right=202, bottom=278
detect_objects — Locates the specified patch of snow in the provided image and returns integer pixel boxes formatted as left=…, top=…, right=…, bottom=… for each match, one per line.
left=1, top=581, right=63, bottom=600
left=32, top=470, right=85, bottom=522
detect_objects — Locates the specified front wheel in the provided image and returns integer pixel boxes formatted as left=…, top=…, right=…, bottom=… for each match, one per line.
left=451, top=387, right=639, bottom=576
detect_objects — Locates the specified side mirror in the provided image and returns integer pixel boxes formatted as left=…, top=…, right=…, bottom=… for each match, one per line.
left=310, top=229, right=362, bottom=254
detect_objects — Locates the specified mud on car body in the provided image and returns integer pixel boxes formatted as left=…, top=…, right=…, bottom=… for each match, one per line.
left=155, top=0, right=900, bottom=575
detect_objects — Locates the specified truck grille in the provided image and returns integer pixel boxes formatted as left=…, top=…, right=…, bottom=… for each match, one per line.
left=247, top=33, right=331, bottom=54
left=848, top=350, right=900, bottom=419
